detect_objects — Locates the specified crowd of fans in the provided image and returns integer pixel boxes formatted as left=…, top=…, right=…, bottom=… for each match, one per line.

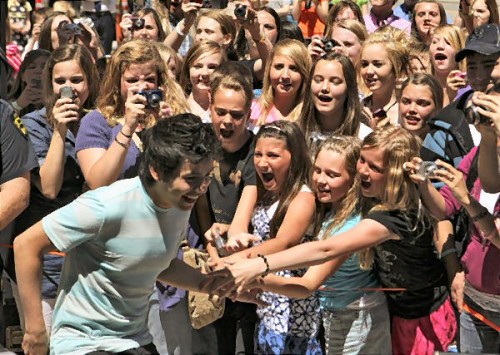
left=0, top=0, right=499, bottom=354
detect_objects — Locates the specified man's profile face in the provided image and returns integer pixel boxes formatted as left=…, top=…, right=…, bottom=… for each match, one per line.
left=152, top=159, right=214, bottom=210
left=466, top=52, right=500, bottom=91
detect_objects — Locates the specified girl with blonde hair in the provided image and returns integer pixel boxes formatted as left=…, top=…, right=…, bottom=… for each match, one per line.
left=194, top=9, right=237, bottom=49
left=179, top=40, right=227, bottom=121
left=324, top=19, right=368, bottom=66
left=359, top=31, right=409, bottom=128
left=429, top=25, right=468, bottom=105
left=76, top=39, right=186, bottom=189
left=245, top=136, right=392, bottom=354
left=215, top=126, right=457, bottom=355
left=249, top=39, right=311, bottom=130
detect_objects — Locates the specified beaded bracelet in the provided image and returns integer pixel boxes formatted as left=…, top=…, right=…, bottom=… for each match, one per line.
left=257, top=254, right=270, bottom=277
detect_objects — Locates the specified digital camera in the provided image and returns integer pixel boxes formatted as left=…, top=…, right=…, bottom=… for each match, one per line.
left=234, top=4, right=247, bottom=20
left=464, top=99, right=490, bottom=125
left=130, top=17, right=146, bottom=31
left=321, top=37, right=339, bottom=53
left=63, top=23, right=83, bottom=36
left=464, top=82, right=500, bottom=125
left=60, top=86, right=76, bottom=100
left=417, top=161, right=439, bottom=179
left=138, top=89, right=163, bottom=109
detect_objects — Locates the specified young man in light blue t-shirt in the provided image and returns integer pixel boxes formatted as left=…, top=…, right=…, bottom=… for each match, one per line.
left=14, top=114, right=234, bottom=355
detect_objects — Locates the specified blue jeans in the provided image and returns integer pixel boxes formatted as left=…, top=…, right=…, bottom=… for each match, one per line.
left=460, top=297, right=500, bottom=353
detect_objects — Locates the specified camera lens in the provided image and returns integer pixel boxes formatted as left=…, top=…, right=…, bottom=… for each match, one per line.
left=149, top=94, right=162, bottom=108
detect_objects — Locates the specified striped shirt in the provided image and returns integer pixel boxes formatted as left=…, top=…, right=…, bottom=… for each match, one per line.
left=44, top=177, right=190, bottom=354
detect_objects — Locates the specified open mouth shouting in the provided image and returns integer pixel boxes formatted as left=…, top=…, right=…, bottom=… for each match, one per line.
left=220, top=127, right=234, bottom=139
left=433, top=52, right=448, bottom=66
left=360, top=178, right=371, bottom=190
left=317, top=94, right=333, bottom=103
left=261, top=172, right=275, bottom=183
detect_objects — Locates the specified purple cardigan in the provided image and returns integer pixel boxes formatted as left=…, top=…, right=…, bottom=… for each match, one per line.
left=441, top=146, right=500, bottom=296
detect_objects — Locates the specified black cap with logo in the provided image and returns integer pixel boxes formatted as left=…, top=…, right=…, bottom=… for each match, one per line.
left=456, top=23, right=500, bottom=62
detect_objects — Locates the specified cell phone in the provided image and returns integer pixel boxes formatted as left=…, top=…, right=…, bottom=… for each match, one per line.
left=60, top=86, right=76, bottom=100
left=214, top=229, right=227, bottom=257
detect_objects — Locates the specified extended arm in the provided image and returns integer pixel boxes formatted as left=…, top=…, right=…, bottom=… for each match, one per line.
left=14, top=222, right=58, bottom=355
left=433, top=220, right=465, bottom=311
left=257, top=256, right=349, bottom=298
left=228, top=190, right=316, bottom=260
left=314, top=0, right=329, bottom=23
left=206, top=218, right=394, bottom=293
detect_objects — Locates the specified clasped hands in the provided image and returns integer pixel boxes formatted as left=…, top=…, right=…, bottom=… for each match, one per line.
left=202, top=227, right=266, bottom=302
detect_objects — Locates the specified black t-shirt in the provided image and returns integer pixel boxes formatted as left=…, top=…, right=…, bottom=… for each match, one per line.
left=208, top=132, right=256, bottom=225
left=0, top=99, right=38, bottom=277
left=0, top=100, right=38, bottom=184
left=367, top=209, right=448, bottom=319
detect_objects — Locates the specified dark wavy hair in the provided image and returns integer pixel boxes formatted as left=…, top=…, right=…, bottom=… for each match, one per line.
left=139, top=113, right=221, bottom=186
left=38, top=12, right=71, bottom=52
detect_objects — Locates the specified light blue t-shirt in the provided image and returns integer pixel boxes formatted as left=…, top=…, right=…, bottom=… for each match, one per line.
left=43, top=177, right=190, bottom=355
left=317, top=213, right=380, bottom=310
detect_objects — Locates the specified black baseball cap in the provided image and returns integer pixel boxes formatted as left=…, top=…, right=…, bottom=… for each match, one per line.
left=456, top=23, right=500, bottom=62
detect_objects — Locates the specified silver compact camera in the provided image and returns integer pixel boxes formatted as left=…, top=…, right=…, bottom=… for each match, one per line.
left=417, top=161, right=439, bottom=179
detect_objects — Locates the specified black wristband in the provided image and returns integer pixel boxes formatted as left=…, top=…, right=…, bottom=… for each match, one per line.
left=120, top=130, right=132, bottom=139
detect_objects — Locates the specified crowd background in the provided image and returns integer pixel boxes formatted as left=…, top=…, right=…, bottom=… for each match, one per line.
left=0, top=0, right=499, bottom=354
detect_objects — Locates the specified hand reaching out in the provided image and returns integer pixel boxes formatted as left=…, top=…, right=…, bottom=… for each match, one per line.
left=225, top=232, right=261, bottom=253
left=22, top=328, right=49, bottom=355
